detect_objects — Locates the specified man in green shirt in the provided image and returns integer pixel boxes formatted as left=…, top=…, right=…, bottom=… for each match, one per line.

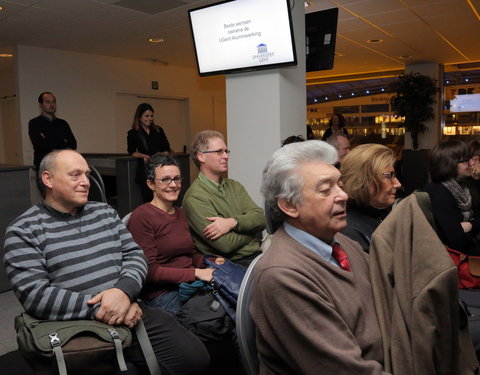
left=182, top=130, right=266, bottom=266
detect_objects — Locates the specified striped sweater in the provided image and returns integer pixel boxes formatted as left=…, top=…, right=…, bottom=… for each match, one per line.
left=3, top=202, right=147, bottom=320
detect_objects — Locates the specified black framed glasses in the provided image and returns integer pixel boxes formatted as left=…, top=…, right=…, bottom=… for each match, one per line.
left=458, top=157, right=472, bottom=164
left=382, top=171, right=396, bottom=180
left=155, top=176, right=182, bottom=185
left=200, top=149, right=231, bottom=156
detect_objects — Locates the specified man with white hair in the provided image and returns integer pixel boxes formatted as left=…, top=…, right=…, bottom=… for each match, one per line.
left=251, top=140, right=389, bottom=375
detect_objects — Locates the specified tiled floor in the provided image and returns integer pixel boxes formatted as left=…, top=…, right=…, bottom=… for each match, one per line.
left=0, top=291, right=24, bottom=356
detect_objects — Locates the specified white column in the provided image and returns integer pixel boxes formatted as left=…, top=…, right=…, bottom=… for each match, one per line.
left=226, top=0, right=306, bottom=205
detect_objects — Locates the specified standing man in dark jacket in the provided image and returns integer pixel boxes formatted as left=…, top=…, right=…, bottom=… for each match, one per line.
left=29, top=91, right=77, bottom=170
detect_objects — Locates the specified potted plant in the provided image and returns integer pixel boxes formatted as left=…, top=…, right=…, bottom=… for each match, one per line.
left=390, top=72, right=438, bottom=149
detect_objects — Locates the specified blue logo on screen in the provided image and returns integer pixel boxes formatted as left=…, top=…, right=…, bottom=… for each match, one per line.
left=252, top=43, right=275, bottom=63
left=257, top=43, right=268, bottom=54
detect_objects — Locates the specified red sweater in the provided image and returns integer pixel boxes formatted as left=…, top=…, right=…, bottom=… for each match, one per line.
left=127, top=203, right=205, bottom=300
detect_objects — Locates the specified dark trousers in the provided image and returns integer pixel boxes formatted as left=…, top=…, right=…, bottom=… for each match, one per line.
left=125, top=306, right=210, bottom=375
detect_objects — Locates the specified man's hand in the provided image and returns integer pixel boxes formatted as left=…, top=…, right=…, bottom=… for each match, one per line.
left=87, top=288, right=131, bottom=326
left=203, top=217, right=237, bottom=240
left=123, top=302, right=143, bottom=328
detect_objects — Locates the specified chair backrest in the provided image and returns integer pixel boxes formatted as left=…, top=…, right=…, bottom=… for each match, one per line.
left=88, top=174, right=107, bottom=203
left=88, top=165, right=106, bottom=198
left=236, top=253, right=264, bottom=375
left=264, top=201, right=281, bottom=235
left=122, top=212, right=132, bottom=226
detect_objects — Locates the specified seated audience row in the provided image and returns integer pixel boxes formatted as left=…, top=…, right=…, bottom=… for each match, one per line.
left=6, top=132, right=480, bottom=375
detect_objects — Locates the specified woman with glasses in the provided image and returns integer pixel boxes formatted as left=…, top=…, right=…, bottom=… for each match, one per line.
left=127, top=153, right=222, bottom=314
left=127, top=103, right=172, bottom=202
left=424, top=140, right=480, bottom=255
left=340, top=143, right=402, bottom=252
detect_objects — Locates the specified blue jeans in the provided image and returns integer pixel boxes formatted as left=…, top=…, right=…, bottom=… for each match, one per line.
left=146, top=290, right=183, bottom=315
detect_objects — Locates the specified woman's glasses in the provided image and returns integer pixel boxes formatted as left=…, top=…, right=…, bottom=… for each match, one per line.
left=155, top=177, right=182, bottom=185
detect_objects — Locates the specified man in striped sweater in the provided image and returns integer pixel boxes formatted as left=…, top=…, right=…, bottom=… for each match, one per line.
left=3, top=149, right=208, bottom=374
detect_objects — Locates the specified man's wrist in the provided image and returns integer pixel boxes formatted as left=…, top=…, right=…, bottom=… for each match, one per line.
left=232, top=217, right=239, bottom=231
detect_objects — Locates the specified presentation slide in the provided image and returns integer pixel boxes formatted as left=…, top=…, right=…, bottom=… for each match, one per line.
left=190, top=0, right=295, bottom=74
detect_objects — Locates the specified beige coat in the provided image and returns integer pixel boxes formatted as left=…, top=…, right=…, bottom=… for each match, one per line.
left=370, top=194, right=478, bottom=375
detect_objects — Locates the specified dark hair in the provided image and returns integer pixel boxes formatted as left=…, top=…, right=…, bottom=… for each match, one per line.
left=145, top=153, right=179, bottom=181
left=132, top=103, right=155, bottom=131
left=38, top=92, right=54, bottom=104
left=468, top=140, right=480, bottom=157
left=281, top=135, right=304, bottom=147
left=328, top=113, right=346, bottom=129
left=430, top=140, right=470, bottom=182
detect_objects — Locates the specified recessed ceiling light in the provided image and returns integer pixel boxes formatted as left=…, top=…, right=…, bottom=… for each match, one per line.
left=148, top=38, right=165, bottom=43
left=0, top=53, right=13, bottom=58
left=399, top=55, right=412, bottom=59
left=366, top=39, right=383, bottom=44
left=0, top=6, right=3, bottom=11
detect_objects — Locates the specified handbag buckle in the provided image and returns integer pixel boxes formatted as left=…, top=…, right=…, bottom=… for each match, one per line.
left=48, top=332, right=61, bottom=347
left=108, top=328, right=120, bottom=339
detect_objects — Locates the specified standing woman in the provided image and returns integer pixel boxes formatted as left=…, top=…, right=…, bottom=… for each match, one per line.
left=322, top=113, right=348, bottom=141
left=127, top=103, right=172, bottom=202
left=424, top=140, right=480, bottom=255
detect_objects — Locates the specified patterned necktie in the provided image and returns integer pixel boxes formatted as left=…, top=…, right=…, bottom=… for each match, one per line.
left=332, top=243, right=351, bottom=271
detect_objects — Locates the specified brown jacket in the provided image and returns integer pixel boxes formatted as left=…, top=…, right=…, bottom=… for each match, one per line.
left=251, top=227, right=390, bottom=375
left=370, top=193, right=478, bottom=375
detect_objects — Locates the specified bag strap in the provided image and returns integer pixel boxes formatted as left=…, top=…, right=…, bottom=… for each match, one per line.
left=135, top=319, right=162, bottom=375
left=49, top=332, right=67, bottom=375
left=108, top=328, right=128, bottom=372
left=212, top=291, right=236, bottom=322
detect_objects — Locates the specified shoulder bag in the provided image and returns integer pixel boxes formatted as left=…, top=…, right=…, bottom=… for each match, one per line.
left=15, top=312, right=161, bottom=375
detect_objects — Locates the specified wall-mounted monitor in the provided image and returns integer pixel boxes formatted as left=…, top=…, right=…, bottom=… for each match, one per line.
left=188, top=0, right=297, bottom=76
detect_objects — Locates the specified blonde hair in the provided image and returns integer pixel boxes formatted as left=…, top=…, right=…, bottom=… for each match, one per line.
left=340, top=144, right=396, bottom=207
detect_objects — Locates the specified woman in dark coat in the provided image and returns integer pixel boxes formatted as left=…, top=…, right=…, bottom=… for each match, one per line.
left=127, top=103, right=171, bottom=202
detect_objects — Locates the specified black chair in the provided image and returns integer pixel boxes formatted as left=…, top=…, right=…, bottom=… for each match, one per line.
left=264, top=202, right=281, bottom=235
left=236, top=253, right=263, bottom=375
left=88, top=174, right=107, bottom=203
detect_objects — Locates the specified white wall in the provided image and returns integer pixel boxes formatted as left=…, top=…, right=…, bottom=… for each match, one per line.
left=15, top=45, right=226, bottom=166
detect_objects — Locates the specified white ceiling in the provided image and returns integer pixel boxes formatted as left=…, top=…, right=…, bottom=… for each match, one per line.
left=1, top=0, right=479, bottom=86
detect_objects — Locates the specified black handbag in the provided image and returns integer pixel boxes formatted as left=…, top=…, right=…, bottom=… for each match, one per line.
left=203, top=258, right=246, bottom=321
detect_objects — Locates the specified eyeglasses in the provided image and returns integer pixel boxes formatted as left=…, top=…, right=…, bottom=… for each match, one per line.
left=200, top=149, right=231, bottom=156
left=155, top=176, right=182, bottom=185
left=382, top=171, right=396, bottom=180
left=458, top=157, right=472, bottom=164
